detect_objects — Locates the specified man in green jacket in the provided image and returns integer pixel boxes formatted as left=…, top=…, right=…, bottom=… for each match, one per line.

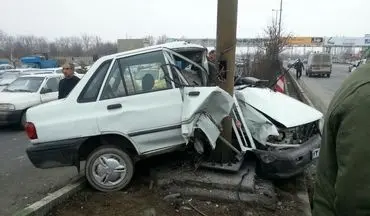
left=313, top=62, right=370, bottom=216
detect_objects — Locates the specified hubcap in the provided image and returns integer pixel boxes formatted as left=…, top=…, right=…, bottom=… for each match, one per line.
left=91, top=153, right=127, bottom=187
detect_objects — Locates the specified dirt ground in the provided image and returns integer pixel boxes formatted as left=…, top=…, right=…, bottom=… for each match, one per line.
left=50, top=180, right=304, bottom=216
left=49, top=153, right=306, bottom=216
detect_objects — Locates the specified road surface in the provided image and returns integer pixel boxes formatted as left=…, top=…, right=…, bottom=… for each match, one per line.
left=292, top=63, right=350, bottom=112
left=0, top=126, right=77, bottom=216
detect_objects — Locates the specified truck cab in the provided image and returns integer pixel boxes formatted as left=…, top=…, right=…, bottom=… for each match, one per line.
left=20, top=55, right=58, bottom=69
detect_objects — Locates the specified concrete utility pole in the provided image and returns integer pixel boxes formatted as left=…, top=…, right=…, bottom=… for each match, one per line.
left=211, top=0, right=238, bottom=163
left=278, top=0, right=283, bottom=37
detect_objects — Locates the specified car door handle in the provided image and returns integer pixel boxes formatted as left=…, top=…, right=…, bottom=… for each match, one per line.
left=107, top=104, right=122, bottom=110
left=188, top=91, right=200, bottom=96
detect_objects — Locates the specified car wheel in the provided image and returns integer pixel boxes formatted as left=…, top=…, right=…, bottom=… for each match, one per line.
left=85, top=145, right=134, bottom=192
left=327, top=73, right=331, bottom=78
left=20, top=111, right=27, bottom=129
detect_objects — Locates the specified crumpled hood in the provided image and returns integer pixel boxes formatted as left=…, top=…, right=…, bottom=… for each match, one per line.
left=181, top=87, right=234, bottom=149
left=236, top=87, right=323, bottom=128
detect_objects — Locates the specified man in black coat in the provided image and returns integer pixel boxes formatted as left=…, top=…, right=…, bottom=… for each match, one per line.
left=58, top=62, right=80, bottom=99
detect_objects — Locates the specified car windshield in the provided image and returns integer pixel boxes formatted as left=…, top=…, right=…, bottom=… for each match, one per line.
left=3, top=77, right=44, bottom=92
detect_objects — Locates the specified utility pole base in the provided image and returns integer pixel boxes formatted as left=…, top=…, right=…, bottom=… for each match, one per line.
left=200, top=153, right=245, bottom=172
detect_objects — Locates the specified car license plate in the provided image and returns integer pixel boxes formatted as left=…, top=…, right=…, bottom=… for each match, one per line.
left=312, top=148, right=320, bottom=159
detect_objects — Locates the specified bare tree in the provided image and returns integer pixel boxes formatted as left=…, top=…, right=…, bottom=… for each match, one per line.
left=251, top=21, right=292, bottom=81
left=144, top=35, right=155, bottom=46
left=81, top=34, right=93, bottom=51
left=156, top=34, right=168, bottom=45
left=0, top=29, right=118, bottom=59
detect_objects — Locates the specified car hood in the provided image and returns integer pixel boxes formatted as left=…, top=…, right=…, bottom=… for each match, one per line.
left=236, top=87, right=323, bottom=128
left=0, top=92, right=40, bottom=109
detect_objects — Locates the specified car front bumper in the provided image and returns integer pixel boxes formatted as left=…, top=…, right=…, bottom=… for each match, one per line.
left=26, top=138, right=87, bottom=169
left=0, top=110, right=23, bottom=125
left=253, top=134, right=321, bottom=179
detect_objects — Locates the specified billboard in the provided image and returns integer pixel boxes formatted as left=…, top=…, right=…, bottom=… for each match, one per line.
left=286, top=37, right=324, bottom=45
left=324, top=37, right=370, bottom=47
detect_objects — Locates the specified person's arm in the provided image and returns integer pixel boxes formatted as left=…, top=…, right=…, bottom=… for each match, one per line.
left=58, top=80, right=63, bottom=99
left=334, top=85, right=370, bottom=215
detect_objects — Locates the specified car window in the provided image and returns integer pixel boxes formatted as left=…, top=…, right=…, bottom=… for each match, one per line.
left=118, top=51, right=171, bottom=95
left=44, top=77, right=59, bottom=92
left=3, top=77, right=44, bottom=93
left=100, top=61, right=127, bottom=100
left=172, top=53, right=205, bottom=86
left=78, top=60, right=112, bottom=103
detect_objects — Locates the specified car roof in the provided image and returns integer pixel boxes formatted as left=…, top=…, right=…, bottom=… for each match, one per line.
left=20, top=73, right=62, bottom=78
left=103, top=41, right=205, bottom=61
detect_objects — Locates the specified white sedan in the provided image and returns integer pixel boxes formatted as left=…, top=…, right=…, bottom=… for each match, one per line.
left=0, top=73, right=63, bottom=127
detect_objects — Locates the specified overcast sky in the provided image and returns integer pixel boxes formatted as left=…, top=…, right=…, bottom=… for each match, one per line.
left=1, top=0, right=368, bottom=41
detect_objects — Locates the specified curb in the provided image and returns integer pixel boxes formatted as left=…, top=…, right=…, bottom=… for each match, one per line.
left=13, top=177, right=86, bottom=216
left=285, top=71, right=314, bottom=216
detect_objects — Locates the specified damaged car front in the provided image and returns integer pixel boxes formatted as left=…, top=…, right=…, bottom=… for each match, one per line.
left=235, top=86, right=323, bottom=179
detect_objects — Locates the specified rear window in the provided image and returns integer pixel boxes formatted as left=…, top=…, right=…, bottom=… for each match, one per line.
left=310, top=54, right=331, bottom=64
left=321, top=54, right=331, bottom=62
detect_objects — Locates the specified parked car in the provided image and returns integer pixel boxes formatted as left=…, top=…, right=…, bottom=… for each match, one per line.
left=25, top=42, right=323, bottom=192
left=0, top=64, right=15, bottom=79
left=0, top=69, right=54, bottom=91
left=306, top=52, right=332, bottom=77
left=0, top=73, right=63, bottom=127
left=348, top=59, right=367, bottom=72
left=0, top=64, right=15, bottom=74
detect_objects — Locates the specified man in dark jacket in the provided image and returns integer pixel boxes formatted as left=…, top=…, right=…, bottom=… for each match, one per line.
left=313, top=63, right=370, bottom=216
left=294, top=59, right=304, bottom=79
left=58, top=62, right=80, bottom=99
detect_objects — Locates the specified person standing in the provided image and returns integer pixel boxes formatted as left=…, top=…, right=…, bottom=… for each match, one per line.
left=208, top=50, right=216, bottom=63
left=294, top=59, right=304, bottom=79
left=313, top=63, right=370, bottom=216
left=58, top=62, right=80, bottom=99
left=207, top=49, right=218, bottom=86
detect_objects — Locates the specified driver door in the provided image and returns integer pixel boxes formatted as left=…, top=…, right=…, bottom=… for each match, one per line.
left=96, top=51, right=184, bottom=155
left=40, top=77, right=60, bottom=103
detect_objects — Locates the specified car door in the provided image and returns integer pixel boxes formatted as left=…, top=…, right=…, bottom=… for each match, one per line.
left=96, top=50, right=184, bottom=155
left=40, top=77, right=60, bottom=103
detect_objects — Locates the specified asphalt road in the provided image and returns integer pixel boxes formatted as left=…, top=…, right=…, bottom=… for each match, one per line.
left=292, top=63, right=351, bottom=112
left=0, top=126, right=77, bottom=216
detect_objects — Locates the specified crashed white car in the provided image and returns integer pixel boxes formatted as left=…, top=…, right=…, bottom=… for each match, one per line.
left=25, top=42, right=323, bottom=192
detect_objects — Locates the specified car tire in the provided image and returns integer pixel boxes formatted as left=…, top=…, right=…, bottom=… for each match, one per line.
left=85, top=145, right=134, bottom=192
left=20, top=111, right=27, bottom=129
left=327, top=73, right=331, bottom=78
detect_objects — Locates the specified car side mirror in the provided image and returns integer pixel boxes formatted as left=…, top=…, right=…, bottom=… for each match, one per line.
left=40, top=88, right=52, bottom=94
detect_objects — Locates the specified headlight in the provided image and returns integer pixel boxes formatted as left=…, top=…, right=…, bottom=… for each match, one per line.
left=259, top=153, right=277, bottom=164
left=0, top=103, right=15, bottom=111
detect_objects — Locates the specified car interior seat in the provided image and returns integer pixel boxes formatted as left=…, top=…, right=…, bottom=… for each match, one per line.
left=142, top=73, right=155, bottom=91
